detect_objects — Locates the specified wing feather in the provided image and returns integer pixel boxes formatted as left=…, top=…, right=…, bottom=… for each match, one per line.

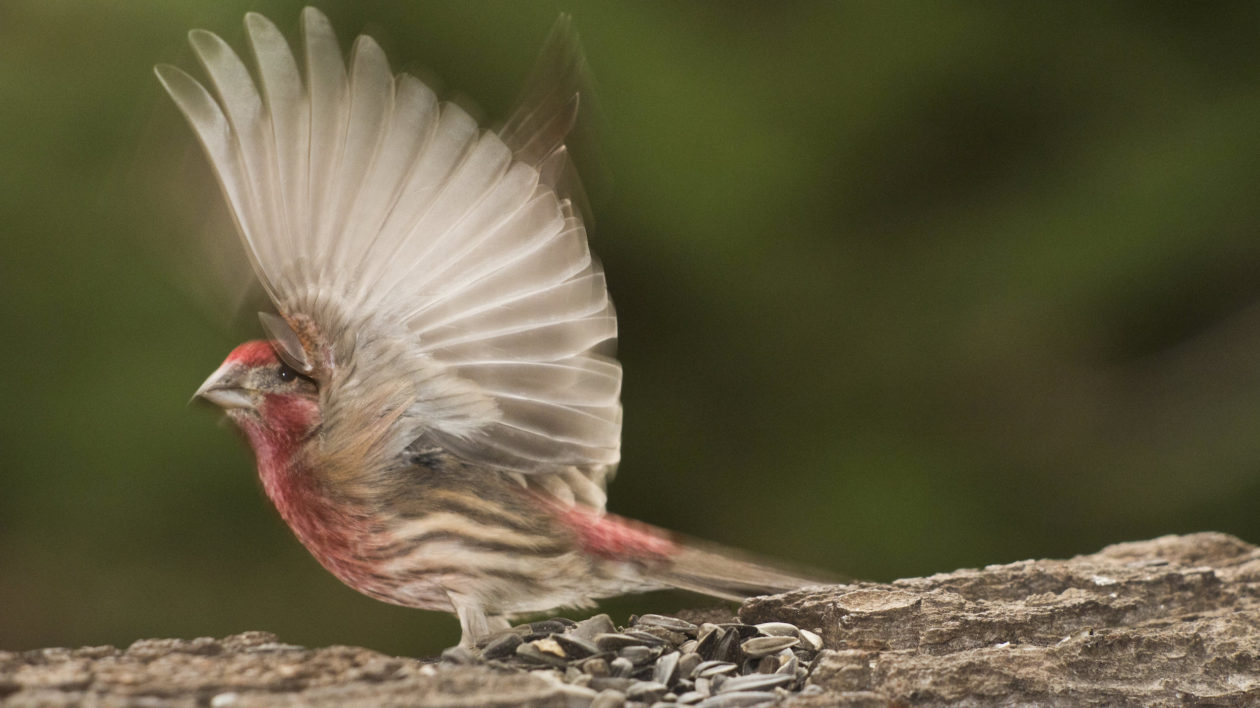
left=417, top=275, right=610, bottom=350
left=456, top=358, right=621, bottom=406
left=160, top=9, right=620, bottom=489
left=323, top=37, right=392, bottom=269
left=364, top=104, right=478, bottom=292
left=373, top=136, right=514, bottom=302
left=342, top=76, right=436, bottom=290
left=418, top=271, right=606, bottom=338
left=154, top=64, right=276, bottom=298
left=244, top=12, right=307, bottom=261
left=301, top=7, right=349, bottom=275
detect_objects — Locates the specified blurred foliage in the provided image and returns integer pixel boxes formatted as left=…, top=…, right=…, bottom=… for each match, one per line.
left=4, top=0, right=1260, bottom=656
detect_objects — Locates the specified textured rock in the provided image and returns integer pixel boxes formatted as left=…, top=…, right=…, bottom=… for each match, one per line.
left=3, top=533, right=1258, bottom=706
left=743, top=532, right=1260, bottom=707
left=0, top=632, right=589, bottom=707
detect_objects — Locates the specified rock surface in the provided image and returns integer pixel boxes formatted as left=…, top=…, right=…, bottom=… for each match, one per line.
left=0, top=632, right=584, bottom=707
left=3, top=533, right=1258, bottom=706
left=744, top=532, right=1260, bottom=707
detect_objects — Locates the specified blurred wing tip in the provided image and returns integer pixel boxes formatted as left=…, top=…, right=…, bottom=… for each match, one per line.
left=187, top=29, right=232, bottom=61
left=153, top=64, right=210, bottom=108
left=153, top=63, right=183, bottom=83
left=543, top=13, right=578, bottom=44
left=551, top=14, right=575, bottom=39
left=351, top=33, right=388, bottom=60
left=244, top=12, right=281, bottom=39
left=302, top=6, right=335, bottom=31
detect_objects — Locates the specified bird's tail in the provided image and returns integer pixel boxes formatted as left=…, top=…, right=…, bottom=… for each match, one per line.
left=556, top=503, right=836, bottom=601
left=646, top=535, right=836, bottom=601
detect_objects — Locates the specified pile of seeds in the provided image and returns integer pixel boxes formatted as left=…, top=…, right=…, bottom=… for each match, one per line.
left=442, top=613, right=824, bottom=707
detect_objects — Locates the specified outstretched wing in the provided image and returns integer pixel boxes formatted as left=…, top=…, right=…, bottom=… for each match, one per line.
left=156, top=8, right=621, bottom=482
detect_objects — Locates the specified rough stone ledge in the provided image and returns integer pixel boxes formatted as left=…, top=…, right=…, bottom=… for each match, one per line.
left=3, top=533, right=1258, bottom=707
left=743, top=532, right=1260, bottom=707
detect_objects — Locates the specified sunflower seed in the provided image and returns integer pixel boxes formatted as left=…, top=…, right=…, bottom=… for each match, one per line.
left=479, top=632, right=523, bottom=660
left=619, top=645, right=655, bottom=665
left=626, top=680, right=668, bottom=703
left=718, top=623, right=759, bottom=638
left=515, top=641, right=567, bottom=667
left=740, top=635, right=798, bottom=657
left=694, top=677, right=712, bottom=697
left=678, top=651, right=702, bottom=679
left=654, top=650, right=680, bottom=685
left=694, top=690, right=779, bottom=707
left=636, top=614, right=700, bottom=635
left=552, top=632, right=599, bottom=659
left=695, top=626, right=725, bottom=659
left=634, top=625, right=688, bottom=646
left=610, top=656, right=634, bottom=678
left=498, top=624, right=534, bottom=638
left=575, top=614, right=617, bottom=641
left=695, top=660, right=738, bottom=678
left=798, top=628, right=824, bottom=652
left=717, top=672, right=794, bottom=693
left=516, top=619, right=572, bottom=639
left=596, top=633, right=646, bottom=652
left=696, top=623, right=721, bottom=643
left=623, top=630, right=670, bottom=646
left=581, top=657, right=611, bottom=676
left=712, top=628, right=740, bottom=662
left=753, top=622, right=799, bottom=638
left=533, top=637, right=567, bottom=658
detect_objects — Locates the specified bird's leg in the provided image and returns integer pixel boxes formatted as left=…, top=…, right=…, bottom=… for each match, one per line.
left=450, top=594, right=509, bottom=647
left=487, top=614, right=510, bottom=635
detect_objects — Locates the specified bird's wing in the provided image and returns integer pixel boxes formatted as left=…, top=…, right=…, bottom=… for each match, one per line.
left=156, top=8, right=621, bottom=481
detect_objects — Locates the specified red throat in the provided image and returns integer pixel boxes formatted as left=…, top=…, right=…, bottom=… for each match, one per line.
left=233, top=394, right=319, bottom=482
left=219, top=340, right=327, bottom=546
left=233, top=393, right=369, bottom=587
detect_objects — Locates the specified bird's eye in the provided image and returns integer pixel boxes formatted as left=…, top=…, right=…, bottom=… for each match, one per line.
left=277, top=364, right=298, bottom=383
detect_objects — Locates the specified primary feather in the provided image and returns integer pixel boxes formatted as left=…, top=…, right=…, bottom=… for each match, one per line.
left=157, top=9, right=621, bottom=495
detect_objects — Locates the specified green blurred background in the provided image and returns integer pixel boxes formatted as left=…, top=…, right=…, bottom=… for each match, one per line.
left=4, top=0, right=1260, bottom=656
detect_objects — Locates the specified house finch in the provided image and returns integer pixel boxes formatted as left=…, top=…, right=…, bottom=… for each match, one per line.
left=158, top=8, right=820, bottom=647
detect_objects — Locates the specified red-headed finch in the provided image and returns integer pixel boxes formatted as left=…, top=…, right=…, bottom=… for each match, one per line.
left=157, top=7, right=822, bottom=647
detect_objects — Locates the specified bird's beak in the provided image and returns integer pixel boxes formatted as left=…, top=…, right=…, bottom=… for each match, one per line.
left=193, top=362, right=254, bottom=410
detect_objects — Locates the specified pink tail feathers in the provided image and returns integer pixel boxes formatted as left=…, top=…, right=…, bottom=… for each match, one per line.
left=556, top=503, right=833, bottom=602
left=648, top=537, right=833, bottom=601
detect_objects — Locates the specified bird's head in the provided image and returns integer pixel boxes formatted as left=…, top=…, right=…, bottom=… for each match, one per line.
left=195, top=340, right=321, bottom=454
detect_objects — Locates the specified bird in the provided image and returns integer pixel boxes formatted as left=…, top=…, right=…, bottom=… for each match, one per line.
left=157, top=7, right=821, bottom=648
